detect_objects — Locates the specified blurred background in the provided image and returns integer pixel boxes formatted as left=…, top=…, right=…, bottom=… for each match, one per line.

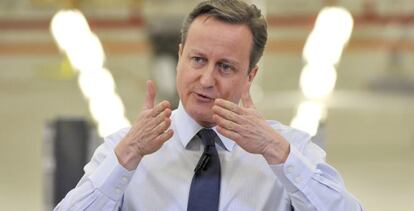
left=1, top=0, right=414, bottom=210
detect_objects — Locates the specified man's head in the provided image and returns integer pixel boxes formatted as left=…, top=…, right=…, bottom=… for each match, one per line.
left=180, top=0, right=267, bottom=71
left=176, top=0, right=267, bottom=127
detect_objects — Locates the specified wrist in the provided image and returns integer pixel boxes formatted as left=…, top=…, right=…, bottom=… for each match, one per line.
left=262, top=140, right=290, bottom=165
left=114, top=140, right=143, bottom=171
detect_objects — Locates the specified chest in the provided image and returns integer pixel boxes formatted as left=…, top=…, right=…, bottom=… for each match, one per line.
left=122, top=146, right=291, bottom=211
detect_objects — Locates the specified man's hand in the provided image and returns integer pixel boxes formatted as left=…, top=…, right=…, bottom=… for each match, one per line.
left=212, top=89, right=290, bottom=164
left=115, top=80, right=174, bottom=170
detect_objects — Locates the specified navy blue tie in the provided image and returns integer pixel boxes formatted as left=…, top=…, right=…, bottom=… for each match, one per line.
left=187, top=129, right=221, bottom=211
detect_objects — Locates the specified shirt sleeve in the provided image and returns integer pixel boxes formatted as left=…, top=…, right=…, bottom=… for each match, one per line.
left=270, top=142, right=363, bottom=211
left=54, top=129, right=134, bottom=211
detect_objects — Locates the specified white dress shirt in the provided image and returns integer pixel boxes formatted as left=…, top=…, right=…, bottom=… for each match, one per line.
left=55, top=103, right=363, bottom=211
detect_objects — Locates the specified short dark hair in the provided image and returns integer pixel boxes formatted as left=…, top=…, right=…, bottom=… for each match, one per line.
left=180, top=0, right=267, bottom=72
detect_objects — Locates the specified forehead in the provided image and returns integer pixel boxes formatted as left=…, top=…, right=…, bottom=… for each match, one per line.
left=184, top=16, right=253, bottom=66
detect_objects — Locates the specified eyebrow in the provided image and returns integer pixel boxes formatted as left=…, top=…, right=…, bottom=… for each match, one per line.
left=188, top=49, right=205, bottom=56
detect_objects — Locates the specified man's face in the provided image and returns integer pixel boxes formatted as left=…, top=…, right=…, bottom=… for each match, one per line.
left=176, top=16, right=258, bottom=127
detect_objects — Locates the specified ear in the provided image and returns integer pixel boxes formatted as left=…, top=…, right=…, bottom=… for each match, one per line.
left=178, top=43, right=183, bottom=58
left=242, top=65, right=258, bottom=97
left=247, top=65, right=258, bottom=83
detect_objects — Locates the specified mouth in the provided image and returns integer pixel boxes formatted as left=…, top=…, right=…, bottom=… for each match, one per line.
left=194, top=92, right=215, bottom=102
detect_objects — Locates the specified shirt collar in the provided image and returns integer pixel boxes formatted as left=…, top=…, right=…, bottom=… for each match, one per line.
left=173, top=101, right=235, bottom=151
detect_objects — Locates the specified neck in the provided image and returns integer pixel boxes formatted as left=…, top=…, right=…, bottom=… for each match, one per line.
left=197, top=120, right=216, bottom=128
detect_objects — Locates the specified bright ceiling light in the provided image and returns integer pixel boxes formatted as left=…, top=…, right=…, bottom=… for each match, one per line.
left=291, top=6, right=354, bottom=137
left=51, top=10, right=130, bottom=137
left=300, top=63, right=337, bottom=99
left=303, top=7, right=354, bottom=65
left=291, top=101, right=325, bottom=136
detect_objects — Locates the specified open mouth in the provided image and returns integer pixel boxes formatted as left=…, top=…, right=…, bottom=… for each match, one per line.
left=195, top=92, right=214, bottom=102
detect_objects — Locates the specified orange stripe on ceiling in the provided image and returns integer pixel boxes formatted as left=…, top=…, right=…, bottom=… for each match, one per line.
left=0, top=15, right=145, bottom=30
left=2, top=14, right=414, bottom=30
left=265, top=40, right=306, bottom=53
left=266, top=14, right=414, bottom=27
left=102, top=41, right=151, bottom=54
left=0, top=41, right=150, bottom=55
left=1, top=39, right=414, bottom=56
left=266, top=39, right=414, bottom=53
left=0, top=42, right=58, bottom=54
left=347, top=39, right=414, bottom=50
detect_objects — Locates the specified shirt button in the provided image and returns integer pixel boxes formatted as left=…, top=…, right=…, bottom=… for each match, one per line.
left=295, top=176, right=302, bottom=184
left=115, top=187, right=122, bottom=195
left=286, top=165, right=295, bottom=174
left=122, top=176, right=128, bottom=183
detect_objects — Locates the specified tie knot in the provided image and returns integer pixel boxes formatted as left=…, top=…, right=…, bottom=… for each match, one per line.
left=198, top=128, right=217, bottom=147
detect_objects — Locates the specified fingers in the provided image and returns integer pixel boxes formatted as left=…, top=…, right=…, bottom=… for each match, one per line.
left=146, top=108, right=171, bottom=130
left=216, top=125, right=241, bottom=142
left=213, top=99, right=244, bottom=132
left=151, top=120, right=174, bottom=147
left=214, top=99, right=243, bottom=115
left=145, top=115, right=173, bottom=146
left=212, top=105, right=241, bottom=124
left=213, top=114, right=241, bottom=132
left=152, top=116, right=172, bottom=135
left=145, top=100, right=171, bottom=131
left=154, top=108, right=172, bottom=125
left=144, top=80, right=156, bottom=109
left=154, top=129, right=174, bottom=144
left=147, top=100, right=172, bottom=134
left=150, top=100, right=171, bottom=117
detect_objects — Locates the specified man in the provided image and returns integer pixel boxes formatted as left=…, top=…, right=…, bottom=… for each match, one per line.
left=55, top=0, right=362, bottom=210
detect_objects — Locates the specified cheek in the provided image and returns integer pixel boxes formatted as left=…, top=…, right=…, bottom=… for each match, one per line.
left=176, top=65, right=185, bottom=95
left=176, top=64, right=193, bottom=94
left=219, top=78, right=244, bottom=102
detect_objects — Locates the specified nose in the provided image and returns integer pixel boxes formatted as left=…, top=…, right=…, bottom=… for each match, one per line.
left=199, top=65, right=215, bottom=88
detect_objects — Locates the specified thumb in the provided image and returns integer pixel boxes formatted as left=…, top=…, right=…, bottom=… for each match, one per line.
left=241, top=85, right=254, bottom=108
left=144, top=80, right=156, bottom=109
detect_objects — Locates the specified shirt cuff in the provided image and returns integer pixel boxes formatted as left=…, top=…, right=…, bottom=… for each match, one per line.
left=269, top=145, right=317, bottom=193
left=88, top=149, right=135, bottom=201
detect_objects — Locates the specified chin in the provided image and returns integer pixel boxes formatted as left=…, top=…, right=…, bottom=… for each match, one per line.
left=198, top=118, right=216, bottom=128
left=187, top=106, right=216, bottom=127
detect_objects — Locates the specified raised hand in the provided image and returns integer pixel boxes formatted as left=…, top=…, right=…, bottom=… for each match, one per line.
left=212, top=88, right=290, bottom=164
left=115, top=80, right=174, bottom=170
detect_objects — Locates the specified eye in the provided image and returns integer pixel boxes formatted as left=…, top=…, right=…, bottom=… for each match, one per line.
left=190, top=56, right=206, bottom=67
left=218, top=62, right=234, bottom=74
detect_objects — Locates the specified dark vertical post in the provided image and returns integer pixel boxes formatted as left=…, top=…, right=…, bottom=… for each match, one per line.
left=53, top=118, right=89, bottom=206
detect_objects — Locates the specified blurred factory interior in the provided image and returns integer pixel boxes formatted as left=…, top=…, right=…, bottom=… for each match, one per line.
left=1, top=0, right=414, bottom=210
